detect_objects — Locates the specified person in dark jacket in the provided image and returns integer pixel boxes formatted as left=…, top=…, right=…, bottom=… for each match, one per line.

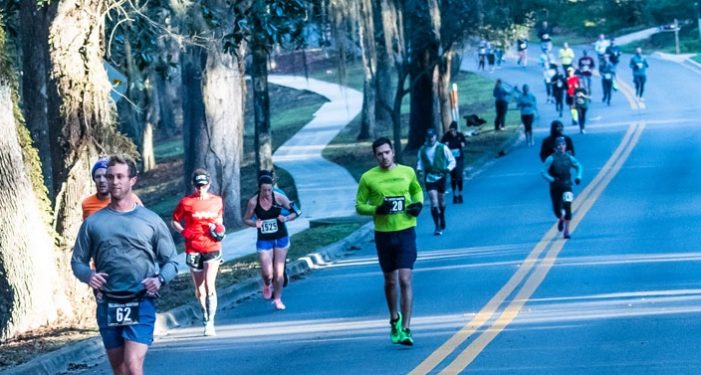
left=493, top=79, right=510, bottom=131
left=540, top=120, right=575, bottom=162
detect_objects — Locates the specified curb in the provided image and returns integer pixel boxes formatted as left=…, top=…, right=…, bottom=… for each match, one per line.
left=0, top=222, right=374, bottom=375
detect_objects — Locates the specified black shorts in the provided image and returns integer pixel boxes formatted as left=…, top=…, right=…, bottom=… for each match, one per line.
left=425, top=177, right=447, bottom=193
left=374, top=228, right=417, bottom=273
left=186, top=251, right=222, bottom=271
left=566, top=95, right=574, bottom=106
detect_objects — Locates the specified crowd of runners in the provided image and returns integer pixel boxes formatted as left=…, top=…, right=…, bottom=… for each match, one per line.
left=66, top=22, right=655, bottom=374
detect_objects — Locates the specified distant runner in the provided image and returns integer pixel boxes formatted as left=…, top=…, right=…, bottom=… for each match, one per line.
left=172, top=169, right=226, bottom=336
left=243, top=171, right=300, bottom=311
left=356, top=137, right=424, bottom=346
left=417, top=128, right=456, bottom=235
left=82, top=158, right=142, bottom=220
left=441, top=122, right=467, bottom=204
left=541, top=137, right=583, bottom=239
left=629, top=47, right=649, bottom=102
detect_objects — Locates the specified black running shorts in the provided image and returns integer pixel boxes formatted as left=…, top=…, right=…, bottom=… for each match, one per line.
left=374, top=227, right=417, bottom=273
left=425, top=177, right=447, bottom=193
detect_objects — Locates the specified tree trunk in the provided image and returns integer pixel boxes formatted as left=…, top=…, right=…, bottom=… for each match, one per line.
left=373, top=1, right=393, bottom=127
left=438, top=50, right=454, bottom=131
left=157, top=36, right=182, bottom=139
left=122, top=35, right=144, bottom=146
left=19, top=0, right=54, bottom=199
left=201, top=43, right=245, bottom=228
left=0, top=85, right=68, bottom=342
left=181, top=46, right=207, bottom=193
left=406, top=0, right=441, bottom=150
left=141, top=74, right=159, bottom=172
left=48, top=0, right=136, bottom=325
left=357, top=0, right=377, bottom=141
left=251, top=43, right=273, bottom=172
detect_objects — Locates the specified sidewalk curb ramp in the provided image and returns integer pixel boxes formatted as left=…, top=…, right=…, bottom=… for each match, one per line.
left=0, top=222, right=374, bottom=375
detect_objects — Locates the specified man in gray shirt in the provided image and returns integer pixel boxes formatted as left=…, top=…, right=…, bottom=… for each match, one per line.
left=72, top=154, right=178, bottom=375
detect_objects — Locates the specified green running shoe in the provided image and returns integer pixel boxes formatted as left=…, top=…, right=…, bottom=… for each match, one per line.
left=399, top=328, right=414, bottom=346
left=390, top=313, right=403, bottom=344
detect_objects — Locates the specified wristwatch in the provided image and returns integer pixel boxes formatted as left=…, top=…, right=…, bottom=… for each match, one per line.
left=157, top=274, right=166, bottom=285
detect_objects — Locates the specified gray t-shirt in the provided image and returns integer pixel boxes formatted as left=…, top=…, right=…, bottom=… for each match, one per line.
left=71, top=205, right=179, bottom=293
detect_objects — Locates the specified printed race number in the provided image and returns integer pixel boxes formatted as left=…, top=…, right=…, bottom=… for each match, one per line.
left=562, top=191, right=574, bottom=203
left=107, top=301, right=140, bottom=327
left=384, top=196, right=406, bottom=214
left=261, top=219, right=279, bottom=234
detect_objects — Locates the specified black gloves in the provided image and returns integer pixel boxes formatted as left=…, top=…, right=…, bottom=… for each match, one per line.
left=375, top=200, right=393, bottom=215
left=406, top=202, right=423, bottom=217
left=575, top=178, right=581, bottom=185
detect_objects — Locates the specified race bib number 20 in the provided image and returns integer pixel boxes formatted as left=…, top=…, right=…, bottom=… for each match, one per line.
left=384, top=196, right=406, bottom=214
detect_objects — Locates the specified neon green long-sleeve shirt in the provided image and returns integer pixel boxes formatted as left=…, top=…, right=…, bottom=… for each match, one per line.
left=356, top=164, right=424, bottom=232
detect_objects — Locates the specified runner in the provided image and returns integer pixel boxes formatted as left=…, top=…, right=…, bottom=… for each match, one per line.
left=82, top=158, right=142, bottom=219
left=537, top=20, right=553, bottom=52
left=543, top=60, right=557, bottom=104
left=493, top=79, right=510, bottom=131
left=243, top=171, right=300, bottom=311
left=539, top=120, right=575, bottom=162
left=551, top=66, right=567, bottom=118
left=516, top=35, right=528, bottom=67
left=559, top=42, right=575, bottom=73
left=594, top=34, right=610, bottom=66
left=515, top=84, right=538, bottom=147
left=574, top=86, right=591, bottom=134
left=600, top=56, right=615, bottom=106
left=417, top=128, right=456, bottom=235
left=565, top=67, right=581, bottom=126
left=541, top=137, right=583, bottom=239
left=629, top=47, right=649, bottom=101
left=71, top=154, right=179, bottom=375
left=440, top=121, right=467, bottom=204
left=577, top=50, right=595, bottom=94
left=355, top=137, right=424, bottom=346
left=605, top=38, right=622, bottom=74
left=171, top=169, right=226, bottom=336
left=477, top=39, right=487, bottom=71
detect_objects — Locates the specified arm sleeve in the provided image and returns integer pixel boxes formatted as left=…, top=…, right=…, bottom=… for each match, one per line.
left=570, top=155, right=583, bottom=180
left=409, top=170, right=424, bottom=204
left=153, top=218, right=179, bottom=283
left=71, top=222, right=94, bottom=284
left=416, top=150, right=424, bottom=172
left=541, top=156, right=556, bottom=183
left=443, top=145, right=456, bottom=171
left=355, top=175, right=376, bottom=216
left=172, top=199, right=184, bottom=222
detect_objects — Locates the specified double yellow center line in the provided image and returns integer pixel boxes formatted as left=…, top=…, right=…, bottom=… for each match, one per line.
left=410, top=123, right=646, bottom=374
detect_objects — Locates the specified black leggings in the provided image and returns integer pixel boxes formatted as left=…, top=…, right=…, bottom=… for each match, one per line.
left=495, top=100, right=508, bottom=130
left=549, top=182, right=573, bottom=220
left=576, top=107, right=587, bottom=130
left=450, top=158, right=464, bottom=192
left=634, top=75, right=646, bottom=98
left=521, top=114, right=534, bottom=135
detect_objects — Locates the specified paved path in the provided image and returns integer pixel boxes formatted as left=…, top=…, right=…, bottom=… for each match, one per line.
left=174, top=75, right=362, bottom=270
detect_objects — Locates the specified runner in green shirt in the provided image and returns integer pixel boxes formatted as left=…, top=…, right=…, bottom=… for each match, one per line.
left=356, top=137, right=423, bottom=346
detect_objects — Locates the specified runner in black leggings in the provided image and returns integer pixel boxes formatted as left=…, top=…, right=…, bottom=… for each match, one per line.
left=541, top=137, right=583, bottom=239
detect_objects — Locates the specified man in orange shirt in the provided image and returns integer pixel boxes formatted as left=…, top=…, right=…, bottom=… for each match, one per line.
left=82, top=158, right=142, bottom=219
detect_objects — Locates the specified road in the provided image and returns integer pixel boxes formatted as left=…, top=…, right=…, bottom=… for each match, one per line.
left=73, top=46, right=701, bottom=374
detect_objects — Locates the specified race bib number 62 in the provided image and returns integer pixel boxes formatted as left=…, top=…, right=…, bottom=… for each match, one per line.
left=107, top=301, right=140, bottom=327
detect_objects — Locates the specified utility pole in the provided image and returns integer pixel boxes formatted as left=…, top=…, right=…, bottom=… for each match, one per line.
left=674, top=19, right=680, bottom=54
left=696, top=2, right=701, bottom=40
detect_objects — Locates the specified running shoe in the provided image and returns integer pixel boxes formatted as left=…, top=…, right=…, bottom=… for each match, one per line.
left=398, top=328, right=414, bottom=346
left=557, top=218, right=564, bottom=232
left=262, top=283, right=272, bottom=299
left=434, top=229, right=443, bottom=236
left=272, top=298, right=286, bottom=310
left=204, top=321, right=216, bottom=336
left=390, top=313, right=403, bottom=344
left=563, top=230, right=571, bottom=239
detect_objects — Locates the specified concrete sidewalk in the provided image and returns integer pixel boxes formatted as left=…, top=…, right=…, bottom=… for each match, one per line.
left=173, top=75, right=363, bottom=271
